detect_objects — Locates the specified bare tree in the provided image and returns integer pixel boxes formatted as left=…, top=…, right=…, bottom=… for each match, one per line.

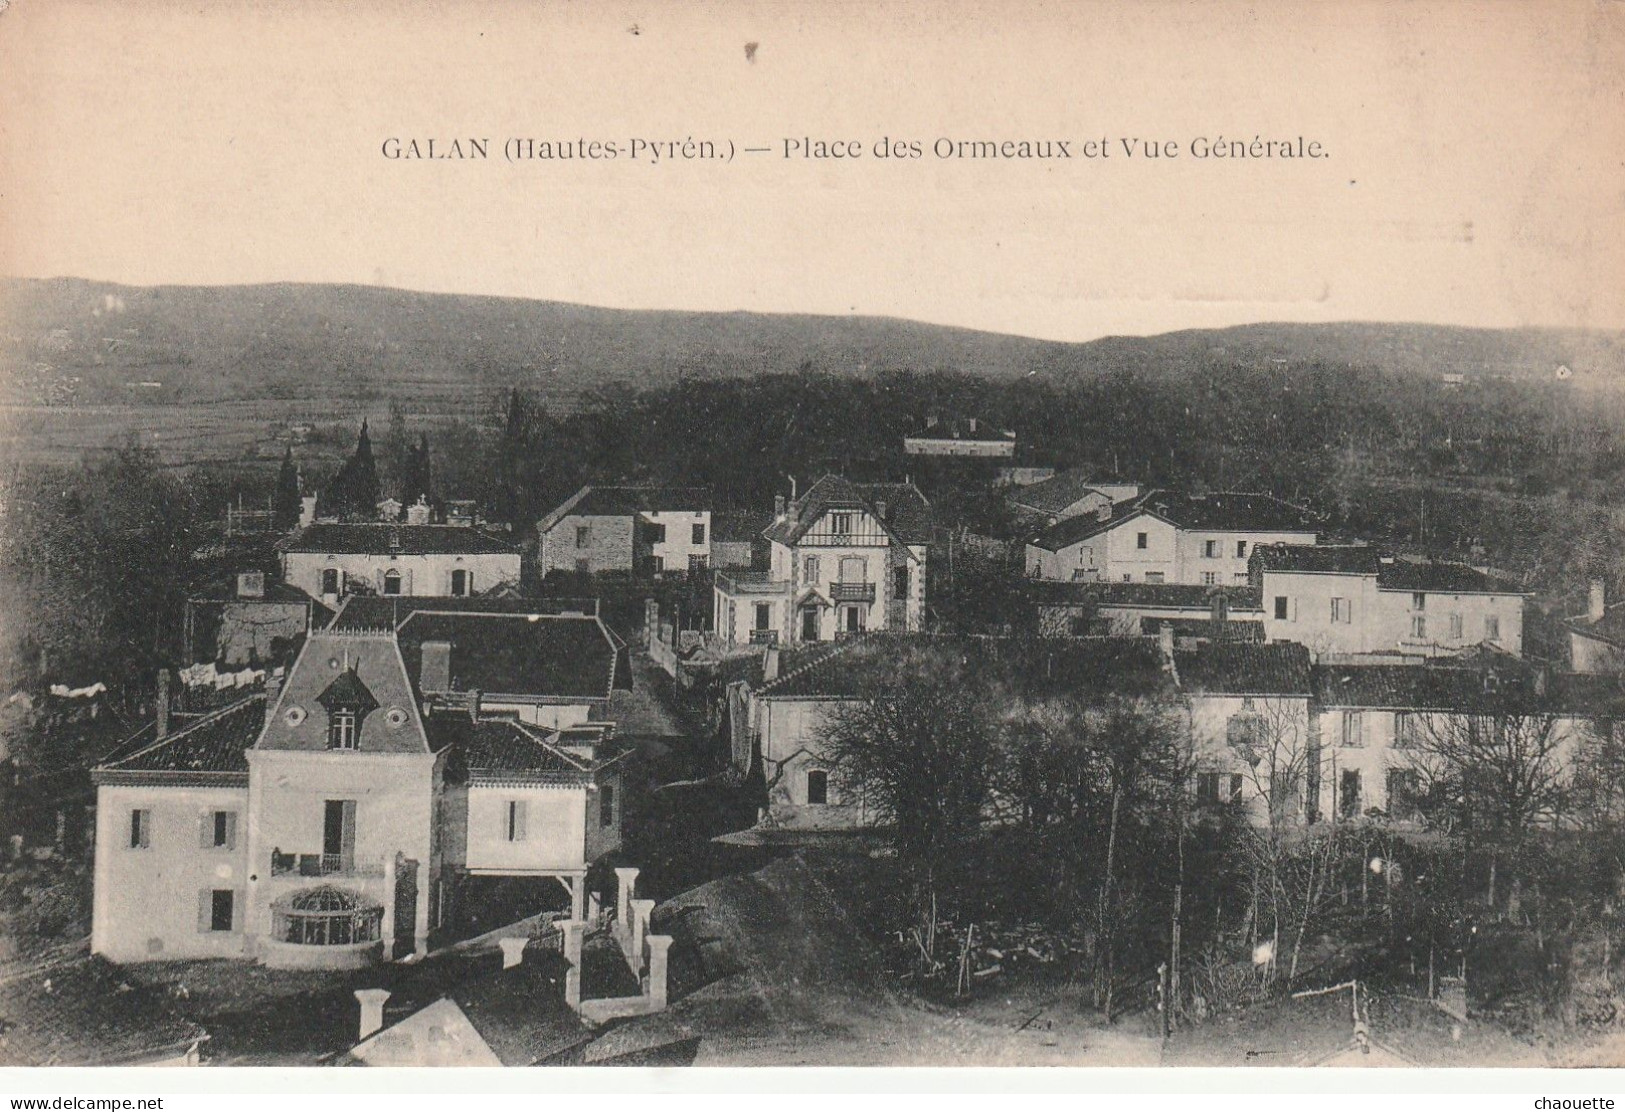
left=822, top=641, right=1002, bottom=959
left=1405, top=696, right=1569, bottom=906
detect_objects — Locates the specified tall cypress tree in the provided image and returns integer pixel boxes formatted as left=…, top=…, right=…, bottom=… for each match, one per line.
left=325, top=419, right=382, bottom=519
left=273, top=447, right=301, bottom=530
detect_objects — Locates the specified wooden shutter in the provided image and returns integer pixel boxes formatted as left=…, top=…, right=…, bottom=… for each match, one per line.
left=197, top=888, right=212, bottom=933
left=232, top=889, right=244, bottom=932
left=465, top=571, right=473, bottom=595
left=138, top=810, right=151, bottom=848
left=402, top=569, right=414, bottom=595
left=512, top=800, right=527, bottom=842
left=225, top=811, right=238, bottom=850
left=199, top=811, right=213, bottom=848
left=341, top=800, right=357, bottom=862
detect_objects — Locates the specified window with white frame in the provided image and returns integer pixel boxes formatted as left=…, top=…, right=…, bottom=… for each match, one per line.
left=1331, top=597, right=1352, bottom=624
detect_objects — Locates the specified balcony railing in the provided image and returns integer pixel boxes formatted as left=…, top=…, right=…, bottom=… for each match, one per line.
left=830, top=581, right=876, bottom=604
left=716, top=570, right=791, bottom=596
left=748, top=629, right=780, bottom=646
left=270, top=850, right=384, bottom=879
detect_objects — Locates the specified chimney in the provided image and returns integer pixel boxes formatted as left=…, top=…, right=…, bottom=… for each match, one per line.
left=875, top=501, right=888, bottom=522
left=762, top=644, right=781, bottom=683
left=774, top=495, right=786, bottom=517
left=968, top=417, right=978, bottom=434
left=354, top=988, right=391, bottom=1042
left=498, top=936, right=527, bottom=969
left=1535, top=665, right=1549, bottom=697
left=1210, top=592, right=1229, bottom=637
left=420, top=641, right=451, bottom=692
left=467, top=689, right=482, bottom=722
left=1590, top=579, right=1607, bottom=623
left=155, top=669, right=171, bottom=740
left=236, top=571, right=266, bottom=599
left=265, top=665, right=284, bottom=703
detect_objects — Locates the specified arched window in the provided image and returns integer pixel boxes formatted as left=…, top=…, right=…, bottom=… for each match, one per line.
left=382, top=569, right=402, bottom=596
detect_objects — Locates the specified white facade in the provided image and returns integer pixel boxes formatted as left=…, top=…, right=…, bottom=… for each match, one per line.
left=752, top=695, right=874, bottom=828
left=1260, top=570, right=1524, bottom=658
left=642, top=509, right=712, bottom=573
left=1029, top=515, right=1316, bottom=585
left=283, top=550, right=519, bottom=603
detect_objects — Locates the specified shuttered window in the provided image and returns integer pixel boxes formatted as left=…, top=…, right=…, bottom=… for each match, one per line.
left=505, top=800, right=527, bottom=842
left=199, top=888, right=239, bottom=932
left=200, top=810, right=238, bottom=850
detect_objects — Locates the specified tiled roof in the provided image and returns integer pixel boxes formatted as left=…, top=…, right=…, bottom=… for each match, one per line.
left=279, top=523, right=518, bottom=556
left=1251, top=544, right=1383, bottom=575
left=762, top=475, right=933, bottom=547
left=1141, top=617, right=1264, bottom=642
left=1376, top=562, right=1525, bottom=596
left=0, top=956, right=208, bottom=1066
left=1253, top=545, right=1525, bottom=595
left=330, top=595, right=602, bottom=631
left=907, top=416, right=1013, bottom=442
left=1026, top=502, right=1136, bottom=550
left=757, top=634, right=1175, bottom=701
left=1175, top=642, right=1313, bottom=696
left=1133, top=490, right=1320, bottom=533
left=1028, top=580, right=1263, bottom=611
left=396, top=611, right=629, bottom=702
left=1006, top=471, right=1118, bottom=515
left=186, top=575, right=322, bottom=606
left=1568, top=604, right=1625, bottom=649
left=1314, top=664, right=1536, bottom=711
left=94, top=695, right=265, bottom=778
left=536, top=484, right=711, bottom=533
left=711, top=511, right=773, bottom=543
left=428, top=716, right=611, bottom=779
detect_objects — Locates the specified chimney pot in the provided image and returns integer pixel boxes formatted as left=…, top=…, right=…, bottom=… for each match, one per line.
left=774, top=495, right=786, bottom=517
left=155, top=669, right=171, bottom=740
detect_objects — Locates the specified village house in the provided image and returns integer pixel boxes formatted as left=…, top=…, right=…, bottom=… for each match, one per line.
left=1565, top=579, right=1625, bottom=673
left=902, top=414, right=1016, bottom=458
left=1006, top=471, right=1142, bottom=527
left=1025, top=490, right=1320, bottom=585
left=90, top=600, right=630, bottom=968
left=183, top=570, right=331, bottom=668
left=536, top=485, right=712, bottom=577
left=278, top=523, right=521, bottom=605
left=1250, top=544, right=1527, bottom=660
left=712, top=475, right=930, bottom=648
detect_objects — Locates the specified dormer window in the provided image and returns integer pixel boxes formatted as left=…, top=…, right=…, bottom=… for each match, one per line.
left=329, top=709, right=358, bottom=750
left=316, top=665, right=380, bottom=752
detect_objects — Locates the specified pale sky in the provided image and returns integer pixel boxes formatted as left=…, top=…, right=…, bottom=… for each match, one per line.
left=1, top=0, right=1621, bottom=342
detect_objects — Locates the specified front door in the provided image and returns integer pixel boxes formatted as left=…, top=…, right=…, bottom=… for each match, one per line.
left=842, top=605, right=863, bottom=634
left=801, top=606, right=820, bottom=642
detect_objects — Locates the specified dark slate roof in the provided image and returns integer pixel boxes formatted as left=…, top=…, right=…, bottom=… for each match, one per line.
left=1251, top=544, right=1383, bottom=575
left=1026, top=502, right=1137, bottom=550
left=536, top=484, right=711, bottom=533
left=330, top=595, right=602, bottom=631
left=762, top=474, right=933, bottom=547
left=427, top=716, right=611, bottom=779
left=316, top=667, right=381, bottom=714
left=1132, top=490, right=1320, bottom=533
left=1141, top=617, right=1265, bottom=642
left=710, top=511, right=773, bottom=544
left=1252, top=545, right=1525, bottom=595
left=397, top=611, right=629, bottom=701
left=187, top=575, right=322, bottom=606
left=1028, top=580, right=1263, bottom=612
left=94, top=695, right=265, bottom=778
left=757, top=634, right=1174, bottom=701
left=445, top=951, right=590, bottom=1065
left=1175, top=642, right=1313, bottom=696
left=1007, top=471, right=1118, bottom=515
left=279, top=523, right=518, bottom=555
left=257, top=633, right=428, bottom=754
left=1313, top=664, right=1533, bottom=711
left=0, top=956, right=208, bottom=1066
left=1568, top=604, right=1625, bottom=649
left=907, top=415, right=1013, bottom=442
left=1376, top=562, right=1526, bottom=596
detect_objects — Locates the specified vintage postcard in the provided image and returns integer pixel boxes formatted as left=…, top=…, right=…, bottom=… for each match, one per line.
left=0, top=0, right=1622, bottom=1093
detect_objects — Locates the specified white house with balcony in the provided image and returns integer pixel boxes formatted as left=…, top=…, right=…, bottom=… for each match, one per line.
left=712, top=475, right=931, bottom=648
left=278, top=523, right=521, bottom=605
left=91, top=604, right=630, bottom=969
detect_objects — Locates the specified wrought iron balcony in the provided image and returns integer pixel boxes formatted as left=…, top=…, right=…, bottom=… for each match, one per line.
left=830, top=581, right=876, bottom=603
left=270, top=850, right=384, bottom=879
left=748, top=629, right=780, bottom=646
